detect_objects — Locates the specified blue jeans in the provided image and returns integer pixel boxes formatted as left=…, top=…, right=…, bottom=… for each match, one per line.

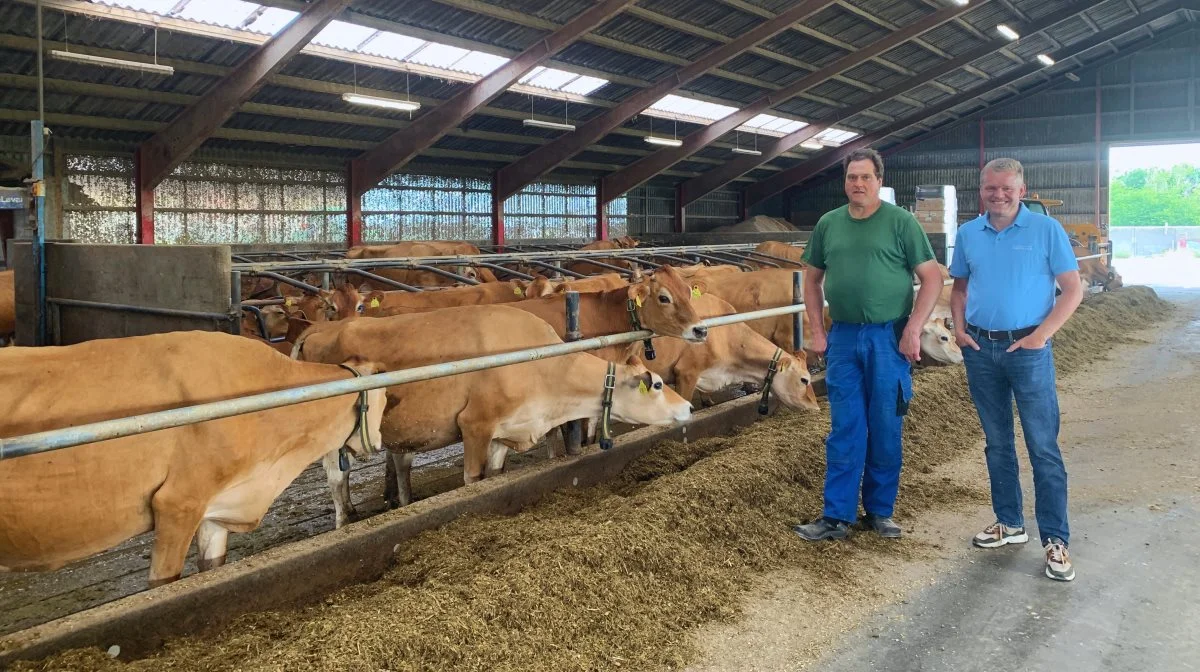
left=822, top=321, right=913, bottom=524
left=962, top=338, right=1070, bottom=546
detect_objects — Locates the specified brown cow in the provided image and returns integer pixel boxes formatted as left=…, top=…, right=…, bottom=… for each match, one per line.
left=751, top=240, right=805, bottom=268
left=356, top=278, right=541, bottom=317
left=639, top=294, right=819, bottom=411
left=565, top=236, right=641, bottom=275
left=1076, top=249, right=1122, bottom=292
left=0, top=332, right=386, bottom=586
left=347, top=241, right=498, bottom=288
left=292, top=306, right=692, bottom=525
left=0, top=269, right=13, bottom=344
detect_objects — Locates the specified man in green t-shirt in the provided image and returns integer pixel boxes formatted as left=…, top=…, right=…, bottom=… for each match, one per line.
left=793, top=148, right=944, bottom=541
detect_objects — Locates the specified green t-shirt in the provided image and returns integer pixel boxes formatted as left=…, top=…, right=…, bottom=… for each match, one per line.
left=800, top=202, right=935, bottom=324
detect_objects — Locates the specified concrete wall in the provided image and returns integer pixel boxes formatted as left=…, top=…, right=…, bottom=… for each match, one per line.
left=12, top=242, right=233, bottom=346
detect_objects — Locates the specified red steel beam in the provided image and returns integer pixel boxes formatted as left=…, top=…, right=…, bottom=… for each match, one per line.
left=133, top=147, right=153, bottom=244
left=596, top=178, right=609, bottom=241
left=347, top=158, right=365, bottom=247
left=351, top=0, right=636, bottom=200
left=492, top=0, right=837, bottom=202
left=134, top=0, right=351, bottom=241
left=677, top=0, right=1103, bottom=207
left=491, top=179, right=505, bottom=249
left=601, top=0, right=979, bottom=203
left=743, top=3, right=1183, bottom=207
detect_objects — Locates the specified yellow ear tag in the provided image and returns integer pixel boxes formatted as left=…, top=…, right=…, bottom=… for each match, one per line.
left=284, top=297, right=295, bottom=307
left=369, top=297, right=381, bottom=308
left=635, top=295, right=643, bottom=308
left=691, top=285, right=702, bottom=297
left=638, top=380, right=650, bottom=394
left=514, top=285, right=524, bottom=296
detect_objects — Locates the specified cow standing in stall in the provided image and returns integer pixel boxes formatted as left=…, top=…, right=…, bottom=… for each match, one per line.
left=291, top=306, right=693, bottom=527
left=0, top=332, right=386, bottom=586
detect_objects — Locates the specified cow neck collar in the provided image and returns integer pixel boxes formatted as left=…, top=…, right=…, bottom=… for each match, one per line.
left=598, top=362, right=617, bottom=450
left=335, top=364, right=375, bottom=471
left=625, top=293, right=657, bottom=360
left=757, top=348, right=784, bottom=415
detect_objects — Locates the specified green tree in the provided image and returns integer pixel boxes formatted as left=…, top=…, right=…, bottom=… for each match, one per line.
left=1111, top=164, right=1200, bottom=226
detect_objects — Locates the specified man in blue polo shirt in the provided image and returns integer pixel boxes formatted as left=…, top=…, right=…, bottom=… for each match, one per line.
left=949, top=157, right=1083, bottom=582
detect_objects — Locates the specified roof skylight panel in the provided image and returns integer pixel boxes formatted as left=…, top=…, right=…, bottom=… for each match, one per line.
left=558, top=75, right=608, bottom=95
left=408, top=42, right=472, bottom=68
left=93, top=0, right=181, bottom=13
left=525, top=68, right=582, bottom=90
left=175, top=0, right=260, bottom=28
left=452, top=51, right=509, bottom=76
left=815, top=128, right=858, bottom=144
left=313, top=21, right=378, bottom=50
left=360, top=32, right=428, bottom=61
left=648, top=95, right=737, bottom=121
left=241, top=7, right=298, bottom=34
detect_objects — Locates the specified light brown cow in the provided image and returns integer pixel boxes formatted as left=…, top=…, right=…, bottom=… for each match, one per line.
left=533, top=273, right=629, bottom=296
left=356, top=278, right=540, bottom=317
left=278, top=283, right=370, bottom=323
left=668, top=263, right=744, bottom=280
left=0, top=269, right=13, bottom=343
left=751, top=240, right=805, bottom=268
left=1076, top=250, right=1122, bottom=292
left=292, top=306, right=693, bottom=526
left=347, top=241, right=499, bottom=288
left=565, top=236, right=641, bottom=275
left=0, top=332, right=386, bottom=586
left=638, top=294, right=819, bottom=410
left=505, top=264, right=709, bottom=345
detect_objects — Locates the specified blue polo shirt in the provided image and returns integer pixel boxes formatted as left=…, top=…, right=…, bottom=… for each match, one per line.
left=948, top=204, right=1079, bottom=331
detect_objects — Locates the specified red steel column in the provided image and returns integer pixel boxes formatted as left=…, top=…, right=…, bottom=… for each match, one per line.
left=347, top=158, right=363, bottom=247
left=133, top=147, right=153, bottom=244
left=595, top=178, right=609, bottom=241
left=1095, top=78, right=1103, bottom=231
left=491, top=178, right=506, bottom=249
left=673, top=184, right=685, bottom=233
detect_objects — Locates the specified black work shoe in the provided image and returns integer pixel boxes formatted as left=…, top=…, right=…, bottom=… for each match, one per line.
left=792, top=517, right=851, bottom=541
left=863, top=513, right=902, bottom=539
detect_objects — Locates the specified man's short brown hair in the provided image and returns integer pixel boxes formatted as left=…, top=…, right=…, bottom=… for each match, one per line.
left=843, top=148, right=884, bottom=179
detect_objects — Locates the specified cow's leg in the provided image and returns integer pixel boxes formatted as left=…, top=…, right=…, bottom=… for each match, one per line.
left=322, top=451, right=356, bottom=529
left=384, top=451, right=415, bottom=508
left=195, top=519, right=229, bottom=572
left=484, top=440, right=509, bottom=478
left=460, top=423, right=495, bottom=484
left=148, top=488, right=205, bottom=588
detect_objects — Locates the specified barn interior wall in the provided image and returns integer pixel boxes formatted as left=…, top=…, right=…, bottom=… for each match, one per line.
left=624, top=186, right=741, bottom=235
left=784, top=32, right=1200, bottom=230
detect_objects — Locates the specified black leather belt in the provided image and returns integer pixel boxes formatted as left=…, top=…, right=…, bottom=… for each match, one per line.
left=967, top=323, right=1039, bottom=342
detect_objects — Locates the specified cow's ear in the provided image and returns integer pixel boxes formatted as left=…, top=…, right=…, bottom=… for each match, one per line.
left=625, top=352, right=646, bottom=368
left=689, top=280, right=707, bottom=297
left=629, top=282, right=651, bottom=307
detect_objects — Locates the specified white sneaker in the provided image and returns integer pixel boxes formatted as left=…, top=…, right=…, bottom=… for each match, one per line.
left=972, top=521, right=1029, bottom=549
left=1044, top=538, right=1075, bottom=582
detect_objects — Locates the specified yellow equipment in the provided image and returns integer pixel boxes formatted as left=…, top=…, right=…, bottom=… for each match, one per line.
left=1022, top=193, right=1107, bottom=253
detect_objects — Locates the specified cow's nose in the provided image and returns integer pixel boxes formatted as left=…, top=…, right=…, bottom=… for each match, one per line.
left=690, top=325, right=708, bottom=341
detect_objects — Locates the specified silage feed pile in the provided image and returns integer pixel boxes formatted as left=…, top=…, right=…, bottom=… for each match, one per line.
left=16, top=287, right=1172, bottom=672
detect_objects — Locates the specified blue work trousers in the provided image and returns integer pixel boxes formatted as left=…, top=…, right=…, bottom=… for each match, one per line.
left=962, top=337, right=1070, bottom=546
left=822, top=321, right=913, bottom=524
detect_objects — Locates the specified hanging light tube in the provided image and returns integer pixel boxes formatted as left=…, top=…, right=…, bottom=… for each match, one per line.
left=1037, top=54, right=1056, bottom=67
left=996, top=24, right=1020, bottom=41
left=48, top=49, right=174, bottom=76
left=523, top=118, right=577, bottom=131
left=645, top=136, right=683, bottom=147
left=731, top=147, right=762, bottom=155
left=342, top=92, right=421, bottom=112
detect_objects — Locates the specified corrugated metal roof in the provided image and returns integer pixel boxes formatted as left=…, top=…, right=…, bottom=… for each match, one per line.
left=0, top=0, right=1189, bottom=187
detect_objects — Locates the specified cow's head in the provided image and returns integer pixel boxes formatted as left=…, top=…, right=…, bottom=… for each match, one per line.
left=611, top=355, right=692, bottom=426
left=337, top=360, right=388, bottom=459
left=1104, top=269, right=1123, bottom=291
left=629, top=264, right=708, bottom=343
left=920, top=318, right=963, bottom=365
left=524, top=276, right=557, bottom=297
left=283, top=292, right=338, bottom=322
left=772, top=351, right=820, bottom=411
left=613, top=236, right=640, bottom=249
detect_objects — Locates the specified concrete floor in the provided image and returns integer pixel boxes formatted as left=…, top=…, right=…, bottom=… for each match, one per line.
left=817, top=287, right=1200, bottom=672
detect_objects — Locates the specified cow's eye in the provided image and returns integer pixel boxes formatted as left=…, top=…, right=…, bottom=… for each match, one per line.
left=653, top=381, right=662, bottom=390
left=658, top=294, right=670, bottom=304
left=356, top=304, right=365, bottom=313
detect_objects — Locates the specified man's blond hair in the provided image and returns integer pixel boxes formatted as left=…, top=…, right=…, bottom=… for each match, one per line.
left=981, top=157, right=1024, bottom=184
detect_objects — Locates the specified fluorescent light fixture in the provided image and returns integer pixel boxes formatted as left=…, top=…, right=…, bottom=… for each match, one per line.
left=645, top=136, right=683, bottom=147
left=342, top=92, right=421, bottom=112
left=523, top=118, right=576, bottom=131
left=731, top=147, right=762, bottom=156
left=1037, top=54, right=1056, bottom=67
left=49, top=49, right=175, bottom=76
left=1065, top=72, right=1081, bottom=82
left=948, top=0, right=969, bottom=5
left=800, top=140, right=823, bottom=150
left=996, top=24, right=1020, bottom=41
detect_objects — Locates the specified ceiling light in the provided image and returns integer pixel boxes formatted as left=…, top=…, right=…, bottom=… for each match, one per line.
left=996, top=24, right=1020, bottom=41
left=948, top=0, right=969, bottom=5
left=49, top=49, right=175, bottom=76
left=1037, top=54, right=1056, bottom=67
left=731, top=147, right=762, bottom=156
left=523, top=118, right=576, bottom=131
left=1065, top=72, right=1081, bottom=82
left=801, top=140, right=823, bottom=150
left=342, top=92, right=421, bottom=112
left=645, top=136, right=683, bottom=147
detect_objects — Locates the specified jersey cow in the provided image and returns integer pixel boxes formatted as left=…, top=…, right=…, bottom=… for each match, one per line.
left=0, top=332, right=386, bottom=587
left=346, top=241, right=499, bottom=288
left=292, top=306, right=693, bottom=527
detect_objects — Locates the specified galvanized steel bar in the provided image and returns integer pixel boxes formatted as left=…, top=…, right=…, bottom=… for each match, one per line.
left=792, top=271, right=803, bottom=353
left=47, top=297, right=234, bottom=322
